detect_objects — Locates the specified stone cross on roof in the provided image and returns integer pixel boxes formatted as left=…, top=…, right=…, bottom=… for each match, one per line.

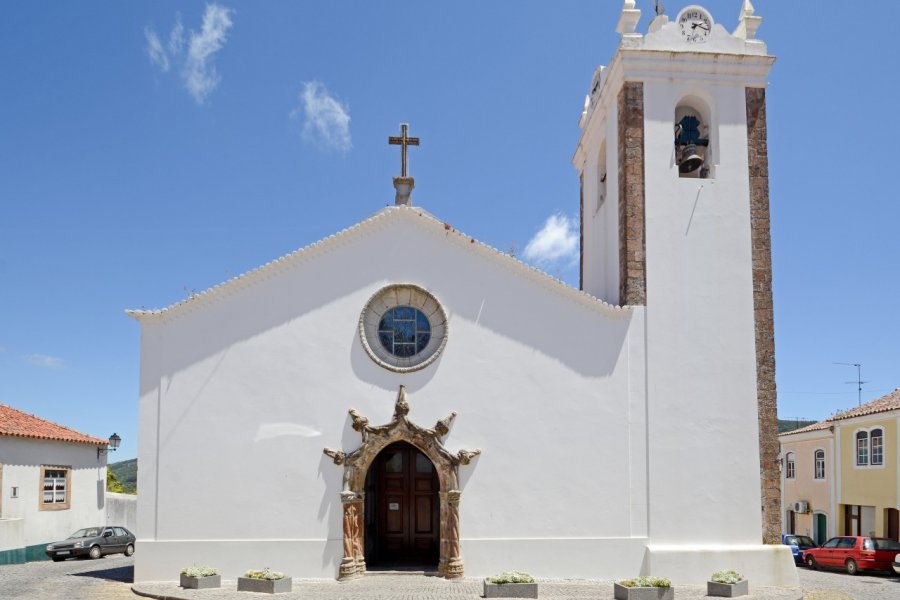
left=388, top=123, right=419, bottom=178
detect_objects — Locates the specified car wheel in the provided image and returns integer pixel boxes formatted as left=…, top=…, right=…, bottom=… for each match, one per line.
left=124, top=544, right=134, bottom=557
left=89, top=545, right=101, bottom=560
left=806, top=555, right=817, bottom=570
left=846, top=558, right=858, bottom=575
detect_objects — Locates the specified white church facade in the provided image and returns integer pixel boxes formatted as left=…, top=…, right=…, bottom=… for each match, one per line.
left=130, top=2, right=797, bottom=585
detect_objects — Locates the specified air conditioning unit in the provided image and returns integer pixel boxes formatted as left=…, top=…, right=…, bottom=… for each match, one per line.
left=793, top=501, right=809, bottom=514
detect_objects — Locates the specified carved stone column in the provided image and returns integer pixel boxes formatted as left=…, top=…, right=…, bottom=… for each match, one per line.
left=443, top=489, right=464, bottom=578
left=339, top=491, right=365, bottom=580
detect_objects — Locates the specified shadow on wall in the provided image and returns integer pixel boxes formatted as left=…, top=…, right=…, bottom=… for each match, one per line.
left=147, top=215, right=631, bottom=390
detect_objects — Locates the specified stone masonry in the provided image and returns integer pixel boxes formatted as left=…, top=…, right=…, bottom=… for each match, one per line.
left=746, top=86, right=781, bottom=545
left=617, top=82, right=646, bottom=306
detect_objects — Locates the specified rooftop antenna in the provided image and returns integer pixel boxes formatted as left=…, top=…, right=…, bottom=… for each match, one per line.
left=654, top=0, right=665, bottom=16
left=834, top=362, right=866, bottom=407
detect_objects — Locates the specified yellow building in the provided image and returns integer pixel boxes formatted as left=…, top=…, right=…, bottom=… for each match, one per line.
left=779, top=421, right=834, bottom=544
left=833, top=390, right=900, bottom=540
left=780, top=389, right=900, bottom=544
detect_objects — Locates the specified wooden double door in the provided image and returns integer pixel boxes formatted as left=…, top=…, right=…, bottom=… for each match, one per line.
left=365, top=442, right=439, bottom=566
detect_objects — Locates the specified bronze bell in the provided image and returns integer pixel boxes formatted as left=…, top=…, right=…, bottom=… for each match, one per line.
left=679, top=143, right=704, bottom=173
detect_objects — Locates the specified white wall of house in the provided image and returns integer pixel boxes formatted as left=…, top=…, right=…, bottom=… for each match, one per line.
left=0, top=437, right=106, bottom=551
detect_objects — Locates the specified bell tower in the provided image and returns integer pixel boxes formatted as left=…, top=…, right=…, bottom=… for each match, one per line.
left=573, top=0, right=782, bottom=560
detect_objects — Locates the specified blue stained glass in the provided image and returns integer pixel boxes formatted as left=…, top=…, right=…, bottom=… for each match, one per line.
left=378, top=332, right=393, bottom=349
left=394, top=306, right=415, bottom=320
left=394, top=344, right=416, bottom=357
left=377, top=306, right=432, bottom=357
left=394, top=322, right=415, bottom=343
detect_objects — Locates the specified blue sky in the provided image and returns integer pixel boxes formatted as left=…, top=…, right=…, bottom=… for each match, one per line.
left=1, top=1, right=898, bottom=461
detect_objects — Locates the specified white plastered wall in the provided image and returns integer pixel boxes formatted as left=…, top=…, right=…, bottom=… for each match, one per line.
left=134, top=212, right=647, bottom=581
left=0, top=437, right=106, bottom=548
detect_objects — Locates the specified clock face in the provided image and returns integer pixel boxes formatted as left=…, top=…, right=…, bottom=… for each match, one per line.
left=677, top=6, right=713, bottom=43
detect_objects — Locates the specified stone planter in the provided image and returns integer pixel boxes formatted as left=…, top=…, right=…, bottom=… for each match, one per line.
left=237, top=576, right=292, bottom=594
left=483, top=579, right=539, bottom=598
left=613, top=582, right=674, bottom=600
left=179, top=573, right=221, bottom=589
left=707, top=579, right=748, bottom=597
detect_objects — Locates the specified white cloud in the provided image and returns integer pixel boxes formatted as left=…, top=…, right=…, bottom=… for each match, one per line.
left=523, top=213, right=579, bottom=267
left=144, top=27, right=169, bottom=72
left=144, top=5, right=233, bottom=105
left=292, top=81, right=352, bottom=153
left=168, top=16, right=184, bottom=56
left=24, top=354, right=65, bottom=369
left=184, top=4, right=234, bottom=104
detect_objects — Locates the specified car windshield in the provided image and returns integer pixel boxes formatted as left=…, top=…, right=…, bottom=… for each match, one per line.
left=872, top=538, right=900, bottom=551
left=69, top=528, right=102, bottom=538
left=793, top=536, right=815, bottom=546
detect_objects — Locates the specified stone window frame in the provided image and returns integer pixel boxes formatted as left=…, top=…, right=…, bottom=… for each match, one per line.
left=813, top=448, right=826, bottom=480
left=358, top=284, right=449, bottom=373
left=784, top=452, right=795, bottom=479
left=853, top=427, right=886, bottom=470
left=38, top=465, right=71, bottom=511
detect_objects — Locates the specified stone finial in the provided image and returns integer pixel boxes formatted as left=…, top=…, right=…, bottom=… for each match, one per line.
left=434, top=412, right=458, bottom=437
left=323, top=447, right=347, bottom=465
left=348, top=409, right=369, bottom=432
left=734, top=0, right=762, bottom=40
left=616, top=0, right=641, bottom=35
left=393, top=385, right=410, bottom=419
left=456, top=448, right=481, bottom=465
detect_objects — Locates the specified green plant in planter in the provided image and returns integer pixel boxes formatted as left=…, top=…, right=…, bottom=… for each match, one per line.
left=181, top=565, right=219, bottom=578
left=710, top=570, right=744, bottom=584
left=244, top=568, right=286, bottom=580
left=619, top=576, right=672, bottom=588
left=486, top=571, right=535, bottom=584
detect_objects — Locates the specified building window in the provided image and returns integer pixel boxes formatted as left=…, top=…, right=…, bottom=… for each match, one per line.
left=359, top=284, right=449, bottom=373
left=39, top=466, right=70, bottom=511
left=814, top=449, right=825, bottom=479
left=856, top=431, right=869, bottom=466
left=378, top=306, right=431, bottom=358
left=871, top=428, right=884, bottom=466
left=785, top=452, right=795, bottom=479
left=856, top=428, right=885, bottom=468
left=10, top=486, right=18, bottom=498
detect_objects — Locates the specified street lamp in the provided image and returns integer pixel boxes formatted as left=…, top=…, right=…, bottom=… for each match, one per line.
left=98, top=433, right=122, bottom=460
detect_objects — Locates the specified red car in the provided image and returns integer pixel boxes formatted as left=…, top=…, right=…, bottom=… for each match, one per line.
left=804, top=536, right=900, bottom=575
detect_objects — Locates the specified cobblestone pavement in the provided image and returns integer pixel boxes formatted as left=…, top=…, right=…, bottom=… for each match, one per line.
left=3, top=559, right=900, bottom=600
left=797, top=566, right=900, bottom=600
left=133, top=575, right=802, bottom=600
left=0, top=554, right=135, bottom=599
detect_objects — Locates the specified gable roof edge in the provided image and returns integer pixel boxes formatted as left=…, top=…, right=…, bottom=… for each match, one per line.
left=126, top=206, right=632, bottom=322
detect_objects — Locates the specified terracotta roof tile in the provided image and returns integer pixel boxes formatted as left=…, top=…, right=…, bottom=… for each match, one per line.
left=0, top=404, right=107, bottom=445
left=832, top=389, right=900, bottom=421
left=779, top=420, right=832, bottom=437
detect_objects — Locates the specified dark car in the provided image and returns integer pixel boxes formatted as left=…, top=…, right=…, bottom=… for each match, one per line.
left=804, top=536, right=900, bottom=575
left=45, top=526, right=135, bottom=561
left=782, top=534, right=817, bottom=565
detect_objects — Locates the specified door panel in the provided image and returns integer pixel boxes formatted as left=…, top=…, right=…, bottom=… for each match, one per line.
left=370, top=442, right=439, bottom=564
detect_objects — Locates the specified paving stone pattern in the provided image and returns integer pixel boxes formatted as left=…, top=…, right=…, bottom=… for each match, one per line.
left=0, top=554, right=135, bottom=599
left=4, top=557, right=900, bottom=600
